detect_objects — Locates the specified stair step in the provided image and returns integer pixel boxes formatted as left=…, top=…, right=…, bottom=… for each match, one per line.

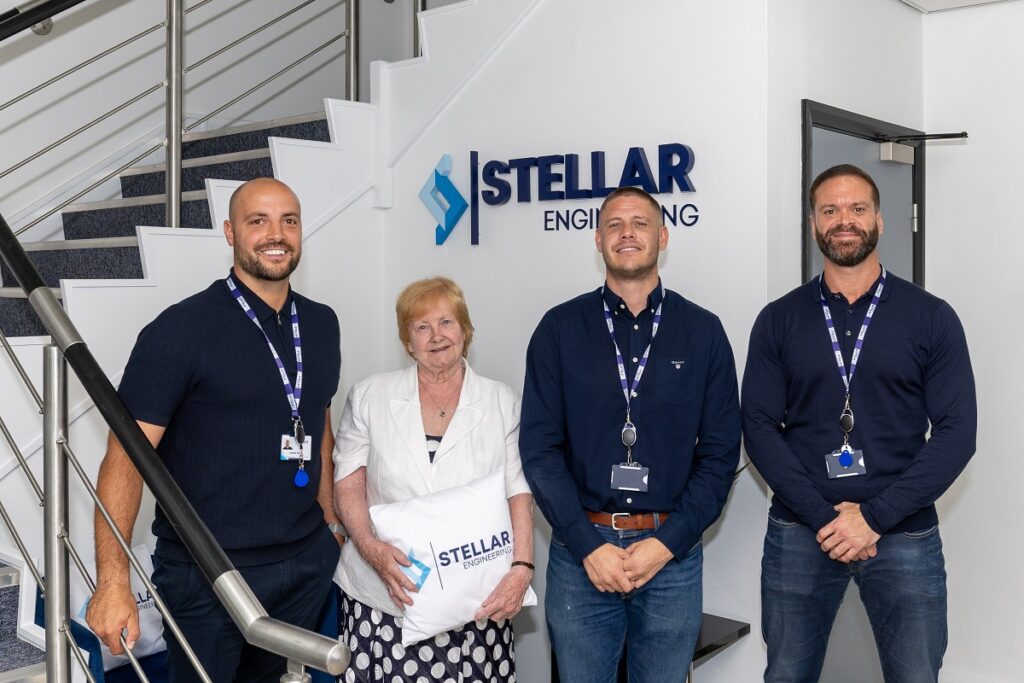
left=182, top=112, right=329, bottom=160
left=0, top=585, right=45, bottom=674
left=0, top=289, right=61, bottom=338
left=62, top=190, right=211, bottom=239
left=120, top=149, right=274, bottom=197
left=1, top=238, right=141, bottom=288
left=0, top=662, right=45, bottom=683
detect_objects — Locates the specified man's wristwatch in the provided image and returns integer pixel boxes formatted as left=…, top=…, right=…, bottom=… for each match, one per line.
left=328, top=522, right=347, bottom=537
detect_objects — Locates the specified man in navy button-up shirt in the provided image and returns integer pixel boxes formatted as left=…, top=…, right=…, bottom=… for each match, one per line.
left=521, top=186, right=740, bottom=682
left=743, top=164, right=976, bottom=682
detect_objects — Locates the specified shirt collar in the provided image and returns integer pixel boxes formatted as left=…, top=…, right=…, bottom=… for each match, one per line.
left=601, top=278, right=665, bottom=315
left=226, top=268, right=293, bottom=323
left=814, top=266, right=892, bottom=305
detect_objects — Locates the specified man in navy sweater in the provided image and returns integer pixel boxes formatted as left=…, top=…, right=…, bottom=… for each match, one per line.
left=742, top=164, right=976, bottom=682
left=522, top=186, right=740, bottom=682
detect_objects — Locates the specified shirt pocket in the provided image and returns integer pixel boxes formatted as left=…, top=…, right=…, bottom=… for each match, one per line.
left=650, top=352, right=701, bottom=407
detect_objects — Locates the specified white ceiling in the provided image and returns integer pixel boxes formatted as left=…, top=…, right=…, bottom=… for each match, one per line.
left=898, top=0, right=1020, bottom=12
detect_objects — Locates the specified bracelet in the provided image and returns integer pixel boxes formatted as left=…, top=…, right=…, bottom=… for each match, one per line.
left=511, top=561, right=535, bottom=572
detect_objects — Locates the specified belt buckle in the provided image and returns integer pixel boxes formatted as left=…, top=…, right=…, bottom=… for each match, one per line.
left=610, top=512, right=630, bottom=531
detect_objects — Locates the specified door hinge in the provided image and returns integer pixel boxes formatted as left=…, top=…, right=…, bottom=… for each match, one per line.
left=912, top=203, right=918, bottom=233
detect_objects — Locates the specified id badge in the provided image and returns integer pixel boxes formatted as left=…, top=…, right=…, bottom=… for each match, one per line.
left=825, top=445, right=866, bottom=479
left=610, top=463, right=649, bottom=492
left=280, top=434, right=312, bottom=461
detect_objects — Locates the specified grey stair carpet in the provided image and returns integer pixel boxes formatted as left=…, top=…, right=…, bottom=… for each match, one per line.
left=181, top=117, right=328, bottom=159
left=63, top=198, right=212, bottom=240
left=1, top=113, right=332, bottom=338
left=0, top=298, right=50, bottom=338
left=0, top=585, right=44, bottom=672
left=120, top=155, right=274, bottom=198
left=1, top=248, right=142, bottom=288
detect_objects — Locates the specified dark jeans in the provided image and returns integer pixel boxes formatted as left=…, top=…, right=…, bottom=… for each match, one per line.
left=762, top=516, right=948, bottom=683
left=546, top=523, right=703, bottom=683
left=152, top=527, right=340, bottom=683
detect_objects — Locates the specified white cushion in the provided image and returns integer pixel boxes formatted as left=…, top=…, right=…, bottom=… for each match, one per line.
left=369, top=469, right=537, bottom=646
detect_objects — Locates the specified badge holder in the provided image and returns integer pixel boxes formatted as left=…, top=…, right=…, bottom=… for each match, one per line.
left=825, top=396, right=866, bottom=479
left=280, top=418, right=311, bottom=487
left=611, top=414, right=649, bottom=492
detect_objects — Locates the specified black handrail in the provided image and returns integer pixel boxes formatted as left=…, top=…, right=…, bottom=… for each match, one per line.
left=0, top=211, right=232, bottom=580
left=0, top=0, right=90, bottom=43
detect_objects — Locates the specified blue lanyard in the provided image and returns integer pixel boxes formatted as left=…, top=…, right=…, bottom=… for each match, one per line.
left=818, top=269, right=886, bottom=397
left=601, top=286, right=664, bottom=417
left=226, top=276, right=303, bottom=422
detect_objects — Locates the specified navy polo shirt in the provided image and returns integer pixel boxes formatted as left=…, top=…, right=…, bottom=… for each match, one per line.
left=118, top=271, right=341, bottom=565
left=520, top=283, right=741, bottom=564
left=741, top=270, right=976, bottom=534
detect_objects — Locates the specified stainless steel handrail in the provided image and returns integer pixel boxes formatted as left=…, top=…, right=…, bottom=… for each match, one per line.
left=14, top=142, right=163, bottom=237
left=0, top=83, right=163, bottom=183
left=346, top=0, right=358, bottom=100
left=0, top=413, right=44, bottom=500
left=166, top=0, right=183, bottom=228
left=185, top=32, right=346, bottom=133
left=62, top=440, right=213, bottom=682
left=43, top=344, right=71, bottom=679
left=0, top=22, right=164, bottom=114
left=184, top=0, right=322, bottom=74
left=0, top=328, right=43, bottom=408
left=413, top=0, right=424, bottom=58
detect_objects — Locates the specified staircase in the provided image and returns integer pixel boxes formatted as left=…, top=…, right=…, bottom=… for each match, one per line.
left=0, top=112, right=331, bottom=338
left=0, top=0, right=542, bottom=678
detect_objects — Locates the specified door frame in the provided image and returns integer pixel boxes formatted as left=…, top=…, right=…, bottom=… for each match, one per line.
left=802, top=99, right=926, bottom=286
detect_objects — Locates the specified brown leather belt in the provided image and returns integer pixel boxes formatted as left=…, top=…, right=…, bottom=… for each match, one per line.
left=587, top=510, right=669, bottom=531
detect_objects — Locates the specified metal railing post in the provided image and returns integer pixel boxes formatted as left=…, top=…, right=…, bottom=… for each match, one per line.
left=345, top=0, right=358, bottom=100
left=413, top=0, right=424, bottom=57
left=43, top=343, right=71, bottom=682
left=165, top=0, right=183, bottom=227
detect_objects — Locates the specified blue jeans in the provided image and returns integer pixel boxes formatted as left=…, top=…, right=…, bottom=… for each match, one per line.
left=762, top=516, right=947, bottom=683
left=152, top=527, right=339, bottom=683
left=546, top=523, right=702, bottom=683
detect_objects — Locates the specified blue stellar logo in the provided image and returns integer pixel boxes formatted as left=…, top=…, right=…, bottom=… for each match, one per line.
left=419, top=154, right=468, bottom=245
left=401, top=549, right=433, bottom=590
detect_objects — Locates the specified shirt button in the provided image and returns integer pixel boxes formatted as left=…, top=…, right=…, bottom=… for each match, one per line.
left=633, top=324, right=639, bottom=330
left=845, top=330, right=852, bottom=337
left=626, top=497, right=633, bottom=504
left=630, top=390, right=638, bottom=398
left=619, top=303, right=625, bottom=310
left=632, top=357, right=638, bottom=363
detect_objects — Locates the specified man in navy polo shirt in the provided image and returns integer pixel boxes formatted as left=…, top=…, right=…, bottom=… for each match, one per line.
left=520, top=186, right=741, bottom=682
left=742, top=164, right=976, bottom=682
left=86, top=178, right=343, bottom=682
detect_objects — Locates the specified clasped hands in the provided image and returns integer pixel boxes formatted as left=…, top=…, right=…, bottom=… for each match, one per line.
left=583, top=538, right=673, bottom=593
left=816, top=501, right=881, bottom=563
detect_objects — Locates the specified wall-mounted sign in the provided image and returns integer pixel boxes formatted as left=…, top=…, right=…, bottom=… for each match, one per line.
left=419, top=144, right=700, bottom=245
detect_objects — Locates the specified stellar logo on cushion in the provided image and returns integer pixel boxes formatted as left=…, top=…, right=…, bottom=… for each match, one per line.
left=435, top=530, right=512, bottom=571
left=401, top=550, right=433, bottom=590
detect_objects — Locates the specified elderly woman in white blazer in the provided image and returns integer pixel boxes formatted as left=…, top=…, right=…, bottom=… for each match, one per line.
left=332, top=277, right=534, bottom=683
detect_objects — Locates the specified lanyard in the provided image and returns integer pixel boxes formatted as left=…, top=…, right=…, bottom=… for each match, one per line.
left=818, top=268, right=886, bottom=397
left=601, top=286, right=664, bottom=416
left=226, top=276, right=303, bottom=424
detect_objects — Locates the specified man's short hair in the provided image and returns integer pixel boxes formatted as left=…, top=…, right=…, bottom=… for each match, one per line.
left=599, top=186, right=663, bottom=222
left=395, top=276, right=475, bottom=359
left=809, top=164, right=881, bottom=211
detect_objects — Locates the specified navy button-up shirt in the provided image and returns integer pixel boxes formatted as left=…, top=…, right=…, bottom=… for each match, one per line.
left=520, top=283, right=741, bottom=563
left=741, top=270, right=976, bottom=534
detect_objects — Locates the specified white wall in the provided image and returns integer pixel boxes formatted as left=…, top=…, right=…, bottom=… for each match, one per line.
left=924, top=4, right=1023, bottom=682
left=372, top=1, right=770, bottom=679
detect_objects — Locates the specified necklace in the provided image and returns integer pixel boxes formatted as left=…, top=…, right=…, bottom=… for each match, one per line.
left=419, top=368, right=463, bottom=418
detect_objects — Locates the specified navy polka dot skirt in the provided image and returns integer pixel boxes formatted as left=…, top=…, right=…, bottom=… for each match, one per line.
left=338, top=593, right=517, bottom=682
